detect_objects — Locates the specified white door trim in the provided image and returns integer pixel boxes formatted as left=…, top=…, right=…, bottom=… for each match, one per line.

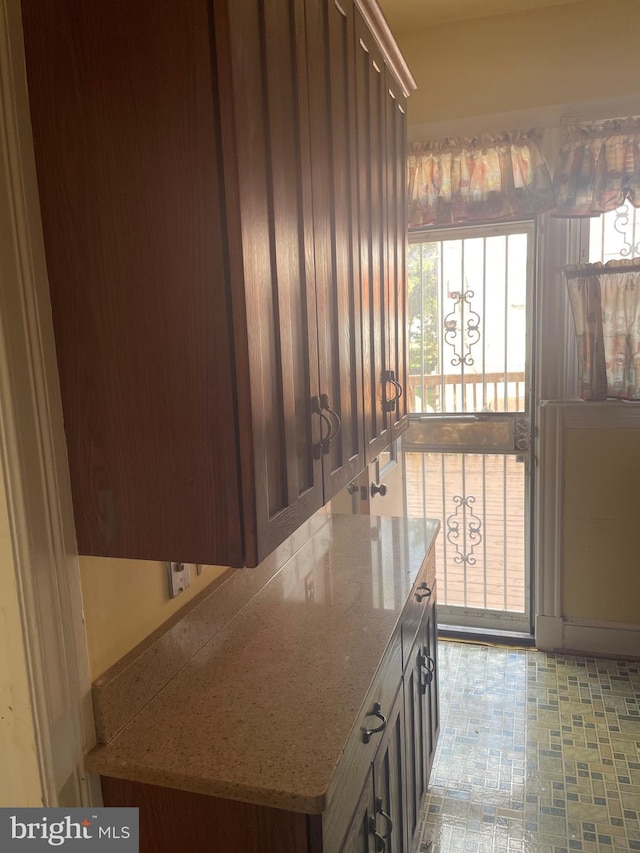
left=0, top=0, right=97, bottom=807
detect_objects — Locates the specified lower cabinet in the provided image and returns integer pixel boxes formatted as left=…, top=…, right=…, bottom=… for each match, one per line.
left=404, top=590, right=439, bottom=849
left=369, top=688, right=407, bottom=853
left=339, top=769, right=376, bottom=853
left=102, top=569, right=439, bottom=853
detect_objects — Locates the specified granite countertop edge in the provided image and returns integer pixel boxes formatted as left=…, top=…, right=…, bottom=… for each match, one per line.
left=87, top=514, right=440, bottom=815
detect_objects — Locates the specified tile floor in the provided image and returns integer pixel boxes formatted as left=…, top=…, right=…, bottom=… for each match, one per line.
left=417, top=642, right=640, bottom=852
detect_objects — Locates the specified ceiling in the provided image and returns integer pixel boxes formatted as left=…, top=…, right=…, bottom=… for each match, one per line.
left=377, top=0, right=584, bottom=35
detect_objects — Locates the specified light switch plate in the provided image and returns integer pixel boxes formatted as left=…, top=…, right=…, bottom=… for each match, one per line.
left=166, top=562, right=191, bottom=598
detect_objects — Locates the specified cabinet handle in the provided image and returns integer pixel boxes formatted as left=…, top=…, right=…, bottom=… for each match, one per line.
left=415, top=582, right=432, bottom=602
left=419, top=652, right=436, bottom=694
left=375, top=796, right=393, bottom=838
left=312, top=396, right=332, bottom=458
left=320, top=393, right=342, bottom=443
left=383, top=370, right=403, bottom=412
left=362, top=702, right=387, bottom=743
left=368, top=816, right=386, bottom=852
left=421, top=648, right=436, bottom=673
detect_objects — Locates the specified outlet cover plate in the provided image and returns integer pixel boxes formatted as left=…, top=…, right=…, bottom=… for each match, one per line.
left=167, top=562, right=191, bottom=598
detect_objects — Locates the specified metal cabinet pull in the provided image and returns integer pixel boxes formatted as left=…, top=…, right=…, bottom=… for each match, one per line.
left=312, top=396, right=333, bottom=458
left=375, top=797, right=393, bottom=838
left=362, top=702, right=387, bottom=743
left=320, top=393, right=342, bottom=442
left=383, top=369, right=403, bottom=412
left=421, top=648, right=436, bottom=674
left=369, top=816, right=387, bottom=853
left=419, top=651, right=435, bottom=694
left=415, top=582, right=432, bottom=602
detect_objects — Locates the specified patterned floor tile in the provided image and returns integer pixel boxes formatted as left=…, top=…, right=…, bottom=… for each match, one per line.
left=418, top=642, right=640, bottom=852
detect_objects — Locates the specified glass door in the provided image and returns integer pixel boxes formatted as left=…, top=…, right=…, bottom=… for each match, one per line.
left=403, top=221, right=535, bottom=633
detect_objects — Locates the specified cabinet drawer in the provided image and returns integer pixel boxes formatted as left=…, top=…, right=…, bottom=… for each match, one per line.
left=401, top=547, right=436, bottom=673
left=322, top=627, right=402, bottom=853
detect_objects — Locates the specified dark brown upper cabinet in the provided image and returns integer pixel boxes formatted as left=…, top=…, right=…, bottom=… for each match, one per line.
left=20, top=0, right=415, bottom=568
left=355, top=7, right=411, bottom=463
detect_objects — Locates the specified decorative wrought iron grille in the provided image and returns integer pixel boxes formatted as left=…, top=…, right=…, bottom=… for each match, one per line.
left=405, top=452, right=526, bottom=613
left=589, top=199, right=640, bottom=262
left=408, top=231, right=528, bottom=415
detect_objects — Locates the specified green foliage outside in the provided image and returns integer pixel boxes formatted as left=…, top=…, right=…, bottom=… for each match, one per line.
left=407, top=242, right=440, bottom=412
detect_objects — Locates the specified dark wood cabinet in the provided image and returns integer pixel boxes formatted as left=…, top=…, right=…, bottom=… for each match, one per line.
left=384, top=69, right=410, bottom=444
left=355, top=9, right=410, bottom=465
left=305, top=0, right=365, bottom=501
left=404, top=588, right=440, bottom=849
left=371, top=687, right=408, bottom=853
left=20, top=0, right=414, bottom=568
left=340, top=690, right=408, bottom=853
left=339, top=770, right=376, bottom=853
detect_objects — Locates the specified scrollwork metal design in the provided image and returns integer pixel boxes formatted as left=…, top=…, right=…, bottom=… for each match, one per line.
left=443, top=290, right=481, bottom=367
left=446, top=494, right=482, bottom=565
left=613, top=204, right=640, bottom=258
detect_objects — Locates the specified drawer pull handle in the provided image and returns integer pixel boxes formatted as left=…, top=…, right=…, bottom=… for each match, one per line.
left=415, top=582, right=432, bottom=602
left=368, top=817, right=387, bottom=852
left=375, top=796, right=393, bottom=837
left=362, top=702, right=387, bottom=743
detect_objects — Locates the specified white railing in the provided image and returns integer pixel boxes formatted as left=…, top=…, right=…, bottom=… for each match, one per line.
left=408, top=371, right=526, bottom=414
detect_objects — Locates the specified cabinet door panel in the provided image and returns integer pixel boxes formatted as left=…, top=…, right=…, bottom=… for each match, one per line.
left=372, top=688, right=407, bottom=853
left=355, top=11, right=392, bottom=462
left=385, top=70, right=409, bottom=442
left=306, top=0, right=365, bottom=499
left=222, top=0, right=324, bottom=564
left=339, top=770, right=375, bottom=853
left=422, top=594, right=440, bottom=776
left=404, top=638, right=428, bottom=849
left=404, top=585, right=439, bottom=849
left=21, top=0, right=244, bottom=565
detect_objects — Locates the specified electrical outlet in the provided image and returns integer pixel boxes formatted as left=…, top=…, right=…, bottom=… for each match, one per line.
left=166, top=562, right=191, bottom=598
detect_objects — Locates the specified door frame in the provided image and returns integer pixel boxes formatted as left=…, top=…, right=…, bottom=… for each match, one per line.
left=0, top=0, right=97, bottom=806
left=405, top=219, right=537, bottom=635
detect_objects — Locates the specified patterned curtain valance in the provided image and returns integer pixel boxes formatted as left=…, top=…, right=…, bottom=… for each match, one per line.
left=407, top=130, right=555, bottom=228
left=553, top=117, right=640, bottom=217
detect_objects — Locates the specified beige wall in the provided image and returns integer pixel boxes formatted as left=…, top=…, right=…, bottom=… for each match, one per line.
left=398, top=0, right=640, bottom=127
left=0, top=471, right=44, bottom=806
left=80, top=558, right=228, bottom=678
left=562, top=428, right=640, bottom=625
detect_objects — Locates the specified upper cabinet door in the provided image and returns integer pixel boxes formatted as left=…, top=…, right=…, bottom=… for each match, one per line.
left=306, top=0, right=365, bottom=501
left=355, top=10, right=393, bottom=463
left=21, top=0, right=246, bottom=566
left=385, top=69, right=410, bottom=443
left=22, top=0, right=413, bottom=568
left=217, top=0, right=324, bottom=565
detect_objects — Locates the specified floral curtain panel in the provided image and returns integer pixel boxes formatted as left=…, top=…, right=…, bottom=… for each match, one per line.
left=407, top=130, right=555, bottom=227
left=565, top=259, right=640, bottom=400
left=553, top=118, right=640, bottom=217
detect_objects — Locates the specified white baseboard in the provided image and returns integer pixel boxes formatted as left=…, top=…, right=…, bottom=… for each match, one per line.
left=536, top=615, right=640, bottom=658
left=535, top=615, right=564, bottom=651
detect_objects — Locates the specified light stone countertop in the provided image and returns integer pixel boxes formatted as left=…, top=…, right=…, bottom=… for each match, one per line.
left=87, top=514, right=439, bottom=814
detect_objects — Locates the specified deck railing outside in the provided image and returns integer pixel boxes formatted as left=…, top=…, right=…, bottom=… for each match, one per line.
left=407, top=371, right=526, bottom=415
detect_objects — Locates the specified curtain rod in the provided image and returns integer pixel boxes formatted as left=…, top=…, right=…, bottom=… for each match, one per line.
left=565, top=259, right=640, bottom=279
